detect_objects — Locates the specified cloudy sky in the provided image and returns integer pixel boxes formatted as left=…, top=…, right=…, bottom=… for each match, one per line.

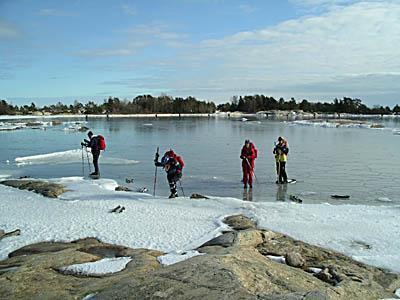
left=1, top=0, right=399, bottom=106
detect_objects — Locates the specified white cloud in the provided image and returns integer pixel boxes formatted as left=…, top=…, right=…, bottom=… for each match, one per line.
left=151, top=1, right=400, bottom=104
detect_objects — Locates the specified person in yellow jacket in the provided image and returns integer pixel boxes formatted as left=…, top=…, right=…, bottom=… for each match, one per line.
left=273, top=137, right=289, bottom=184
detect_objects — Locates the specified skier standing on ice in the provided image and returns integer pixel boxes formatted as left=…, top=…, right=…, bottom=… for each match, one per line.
left=240, top=139, right=257, bottom=189
left=154, top=149, right=184, bottom=198
left=81, top=131, right=106, bottom=177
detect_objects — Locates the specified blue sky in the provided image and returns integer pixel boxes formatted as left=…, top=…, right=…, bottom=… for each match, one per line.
left=1, top=0, right=399, bottom=107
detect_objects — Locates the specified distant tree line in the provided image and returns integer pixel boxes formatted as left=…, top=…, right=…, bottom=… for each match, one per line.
left=0, top=95, right=216, bottom=115
left=1, top=95, right=399, bottom=115
left=217, top=96, right=400, bottom=115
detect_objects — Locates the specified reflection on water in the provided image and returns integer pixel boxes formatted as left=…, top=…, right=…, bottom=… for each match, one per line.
left=276, top=184, right=287, bottom=201
left=0, top=116, right=400, bottom=205
left=243, top=188, right=253, bottom=201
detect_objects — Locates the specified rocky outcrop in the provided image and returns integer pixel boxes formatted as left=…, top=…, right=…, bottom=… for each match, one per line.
left=0, top=238, right=163, bottom=299
left=0, top=215, right=399, bottom=299
left=0, top=179, right=67, bottom=198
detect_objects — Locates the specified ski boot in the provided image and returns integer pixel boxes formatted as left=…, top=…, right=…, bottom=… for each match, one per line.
left=169, top=192, right=178, bottom=198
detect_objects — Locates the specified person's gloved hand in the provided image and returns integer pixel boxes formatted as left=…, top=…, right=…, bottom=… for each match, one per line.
left=81, top=142, right=85, bottom=146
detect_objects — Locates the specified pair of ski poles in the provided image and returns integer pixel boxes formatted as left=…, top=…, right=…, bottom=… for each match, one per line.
left=81, top=145, right=92, bottom=176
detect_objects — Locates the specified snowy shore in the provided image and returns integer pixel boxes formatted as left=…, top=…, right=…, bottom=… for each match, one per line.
left=0, top=176, right=399, bottom=273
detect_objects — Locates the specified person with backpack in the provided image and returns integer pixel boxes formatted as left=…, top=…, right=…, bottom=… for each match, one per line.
left=240, top=139, right=257, bottom=189
left=273, top=136, right=289, bottom=184
left=81, top=131, right=106, bottom=177
left=154, top=149, right=184, bottom=198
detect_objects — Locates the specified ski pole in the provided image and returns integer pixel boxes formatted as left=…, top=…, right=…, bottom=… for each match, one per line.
left=85, top=146, right=92, bottom=173
left=245, top=158, right=258, bottom=183
left=81, top=145, right=85, bottom=176
left=153, top=147, right=159, bottom=197
left=178, top=179, right=185, bottom=197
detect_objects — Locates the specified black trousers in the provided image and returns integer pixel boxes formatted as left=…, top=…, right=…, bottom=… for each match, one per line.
left=92, top=151, right=100, bottom=174
left=167, top=171, right=182, bottom=194
left=276, top=161, right=287, bottom=183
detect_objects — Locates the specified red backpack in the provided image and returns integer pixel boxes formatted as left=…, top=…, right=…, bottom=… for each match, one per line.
left=97, top=135, right=106, bottom=150
left=175, top=155, right=184, bottom=169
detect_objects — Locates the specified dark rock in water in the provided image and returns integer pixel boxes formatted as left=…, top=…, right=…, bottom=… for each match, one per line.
left=25, top=121, right=43, bottom=127
left=285, top=252, right=306, bottom=268
left=190, top=193, right=209, bottom=199
left=289, top=195, right=303, bottom=203
left=223, top=214, right=257, bottom=230
left=331, top=195, right=350, bottom=199
left=115, top=186, right=132, bottom=192
left=19, top=175, right=30, bottom=179
left=0, top=179, right=67, bottom=198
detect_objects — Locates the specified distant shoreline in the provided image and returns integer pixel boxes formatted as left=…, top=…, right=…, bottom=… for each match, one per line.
left=0, top=111, right=399, bottom=121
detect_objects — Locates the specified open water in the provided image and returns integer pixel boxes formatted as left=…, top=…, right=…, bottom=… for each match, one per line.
left=1, top=116, right=399, bottom=204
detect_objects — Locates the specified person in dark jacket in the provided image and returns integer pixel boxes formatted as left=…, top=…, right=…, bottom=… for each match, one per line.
left=240, top=139, right=257, bottom=189
left=154, top=149, right=184, bottom=198
left=273, top=136, right=289, bottom=184
left=81, top=131, right=101, bottom=176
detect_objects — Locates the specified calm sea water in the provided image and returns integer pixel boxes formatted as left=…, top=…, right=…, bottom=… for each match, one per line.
left=1, top=116, right=400, bottom=205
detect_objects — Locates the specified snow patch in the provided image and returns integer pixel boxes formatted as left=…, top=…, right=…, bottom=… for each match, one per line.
left=377, top=197, right=392, bottom=203
left=290, top=119, right=384, bottom=129
left=308, top=267, right=323, bottom=274
left=59, top=257, right=132, bottom=276
left=14, top=149, right=139, bottom=166
left=158, top=250, right=204, bottom=266
left=266, top=255, right=286, bottom=264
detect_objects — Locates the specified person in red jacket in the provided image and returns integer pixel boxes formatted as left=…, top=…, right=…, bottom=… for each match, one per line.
left=240, top=139, right=257, bottom=189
